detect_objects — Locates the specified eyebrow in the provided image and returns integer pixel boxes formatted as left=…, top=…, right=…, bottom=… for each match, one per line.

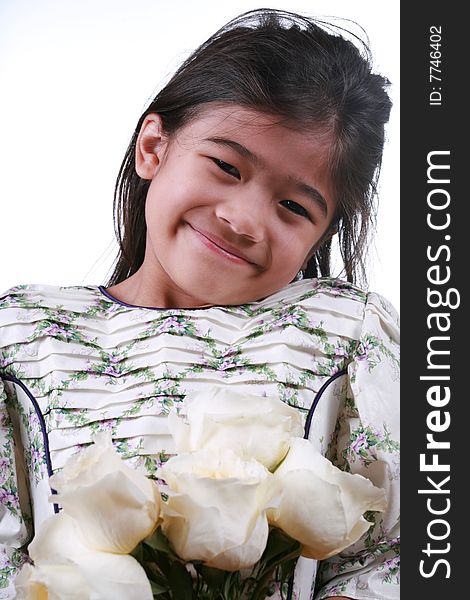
left=205, top=136, right=329, bottom=218
left=205, top=136, right=260, bottom=165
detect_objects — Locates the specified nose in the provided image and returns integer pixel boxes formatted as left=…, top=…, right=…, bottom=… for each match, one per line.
left=215, top=190, right=266, bottom=242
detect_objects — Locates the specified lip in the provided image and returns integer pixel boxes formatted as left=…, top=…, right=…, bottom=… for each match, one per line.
left=188, top=224, right=257, bottom=266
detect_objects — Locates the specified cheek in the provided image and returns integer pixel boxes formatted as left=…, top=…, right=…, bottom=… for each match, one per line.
left=272, top=227, right=315, bottom=262
left=144, top=191, right=160, bottom=234
left=144, top=179, right=180, bottom=226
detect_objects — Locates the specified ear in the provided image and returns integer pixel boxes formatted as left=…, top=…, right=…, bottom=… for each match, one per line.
left=135, top=113, right=169, bottom=180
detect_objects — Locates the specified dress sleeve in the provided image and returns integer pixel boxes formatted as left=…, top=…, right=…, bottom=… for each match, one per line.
left=314, top=292, right=400, bottom=599
left=0, top=378, right=31, bottom=598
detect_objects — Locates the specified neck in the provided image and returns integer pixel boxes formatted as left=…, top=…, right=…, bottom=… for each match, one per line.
left=105, top=266, right=213, bottom=309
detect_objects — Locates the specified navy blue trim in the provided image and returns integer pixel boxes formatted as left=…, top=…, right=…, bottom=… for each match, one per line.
left=286, top=369, right=348, bottom=599
left=304, top=369, right=347, bottom=439
left=98, top=285, right=216, bottom=311
left=286, top=573, right=295, bottom=599
left=2, top=374, right=59, bottom=513
left=98, top=286, right=167, bottom=310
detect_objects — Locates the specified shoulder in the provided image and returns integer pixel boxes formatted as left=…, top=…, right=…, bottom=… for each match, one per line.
left=0, top=283, right=102, bottom=313
left=0, top=284, right=115, bottom=377
left=260, top=277, right=371, bottom=314
left=0, top=284, right=109, bottom=346
left=259, top=277, right=399, bottom=336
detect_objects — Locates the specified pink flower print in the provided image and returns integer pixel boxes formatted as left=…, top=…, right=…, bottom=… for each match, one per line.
left=44, top=323, right=69, bottom=337
left=331, top=286, right=346, bottom=295
left=0, top=549, right=12, bottom=569
left=330, top=364, right=341, bottom=375
left=219, top=359, right=237, bottom=371
left=282, top=387, right=296, bottom=401
left=0, top=488, right=17, bottom=505
left=381, top=555, right=400, bottom=583
left=325, top=584, right=347, bottom=596
left=159, top=380, right=174, bottom=393
left=0, top=357, right=10, bottom=368
left=103, top=364, right=122, bottom=377
left=372, top=427, right=383, bottom=440
left=334, top=344, right=349, bottom=358
left=98, top=419, right=116, bottom=432
left=0, top=458, right=10, bottom=484
left=51, top=411, right=65, bottom=427
left=385, top=555, right=399, bottom=570
left=357, top=338, right=375, bottom=360
left=356, top=339, right=374, bottom=362
left=96, top=298, right=121, bottom=315
left=30, top=445, right=43, bottom=471
left=351, top=431, right=368, bottom=454
left=274, top=311, right=301, bottom=328
left=28, top=411, right=40, bottom=431
left=56, top=311, right=73, bottom=324
left=157, top=317, right=182, bottom=334
left=173, top=321, right=188, bottom=334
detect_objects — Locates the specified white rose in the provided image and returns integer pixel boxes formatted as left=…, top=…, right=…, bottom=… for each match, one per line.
left=269, top=438, right=387, bottom=559
left=158, top=448, right=277, bottom=571
left=169, top=388, right=304, bottom=470
left=16, top=512, right=153, bottom=600
left=49, top=432, right=160, bottom=554
left=15, top=563, right=91, bottom=600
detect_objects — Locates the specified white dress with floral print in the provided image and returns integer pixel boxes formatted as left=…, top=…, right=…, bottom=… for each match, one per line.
left=0, top=279, right=399, bottom=599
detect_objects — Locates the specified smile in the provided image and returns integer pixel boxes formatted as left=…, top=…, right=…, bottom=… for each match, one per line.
left=187, top=224, right=255, bottom=266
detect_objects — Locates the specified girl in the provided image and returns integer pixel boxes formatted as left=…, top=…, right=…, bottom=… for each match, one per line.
left=0, top=9, right=399, bottom=599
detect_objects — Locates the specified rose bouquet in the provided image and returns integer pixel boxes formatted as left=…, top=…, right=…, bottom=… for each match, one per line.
left=15, top=389, right=386, bottom=599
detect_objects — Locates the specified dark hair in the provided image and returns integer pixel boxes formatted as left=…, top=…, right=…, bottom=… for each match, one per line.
left=107, top=8, right=391, bottom=288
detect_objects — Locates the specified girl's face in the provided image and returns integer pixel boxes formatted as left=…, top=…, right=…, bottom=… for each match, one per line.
left=135, top=105, right=336, bottom=308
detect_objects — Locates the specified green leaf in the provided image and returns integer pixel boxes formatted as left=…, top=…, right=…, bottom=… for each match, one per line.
left=167, top=561, right=194, bottom=600
left=279, top=556, right=297, bottom=583
left=261, top=528, right=300, bottom=566
left=142, top=559, right=170, bottom=587
left=223, top=571, right=241, bottom=599
left=195, top=564, right=227, bottom=591
left=150, top=580, right=170, bottom=596
left=143, top=528, right=175, bottom=555
left=142, top=546, right=171, bottom=579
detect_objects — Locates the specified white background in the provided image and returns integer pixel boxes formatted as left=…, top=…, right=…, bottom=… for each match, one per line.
left=0, top=0, right=400, bottom=310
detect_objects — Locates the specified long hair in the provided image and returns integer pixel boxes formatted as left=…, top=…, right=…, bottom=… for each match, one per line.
left=106, top=9, right=391, bottom=288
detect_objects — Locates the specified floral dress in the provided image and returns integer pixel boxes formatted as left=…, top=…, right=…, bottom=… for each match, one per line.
left=0, top=278, right=400, bottom=599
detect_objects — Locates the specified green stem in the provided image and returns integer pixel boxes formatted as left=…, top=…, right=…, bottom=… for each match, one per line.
left=250, top=548, right=302, bottom=600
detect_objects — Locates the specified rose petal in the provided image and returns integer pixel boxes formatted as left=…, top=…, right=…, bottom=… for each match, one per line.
left=169, top=389, right=304, bottom=470
left=15, top=563, right=90, bottom=600
left=270, top=438, right=387, bottom=559
left=25, top=512, right=153, bottom=600
left=159, top=448, right=276, bottom=570
left=77, top=552, right=154, bottom=600
left=55, top=470, right=160, bottom=553
left=49, top=433, right=160, bottom=553
left=206, top=512, right=269, bottom=571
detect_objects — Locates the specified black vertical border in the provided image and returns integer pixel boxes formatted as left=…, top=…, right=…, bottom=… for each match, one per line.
left=401, top=2, right=465, bottom=596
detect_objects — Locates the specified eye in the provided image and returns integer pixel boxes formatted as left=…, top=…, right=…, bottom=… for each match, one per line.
left=212, top=158, right=241, bottom=180
left=280, top=200, right=311, bottom=220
